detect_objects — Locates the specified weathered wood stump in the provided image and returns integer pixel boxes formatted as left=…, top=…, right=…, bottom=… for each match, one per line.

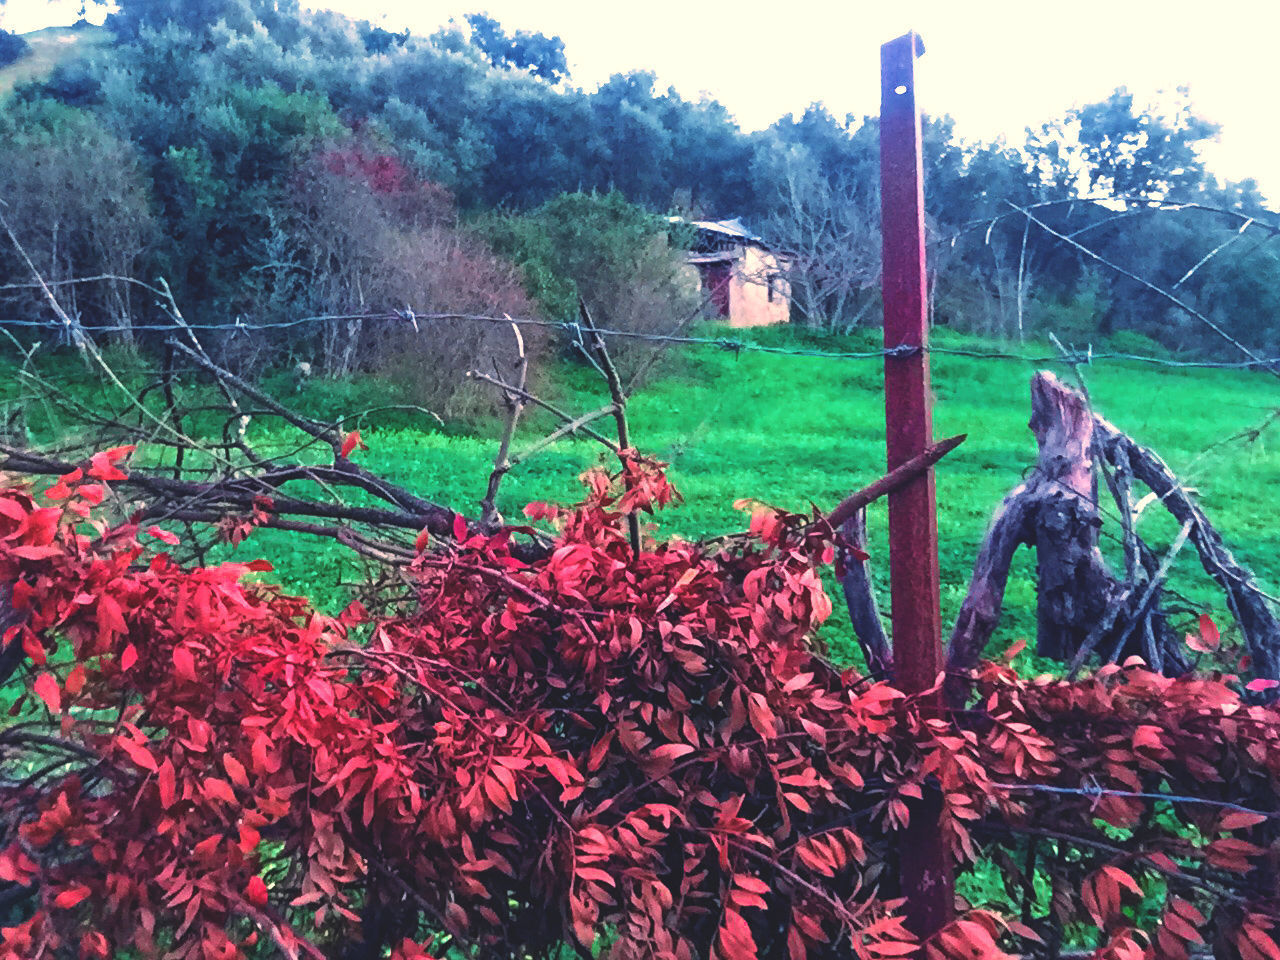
left=944, top=373, right=1120, bottom=703
left=931, top=370, right=1278, bottom=706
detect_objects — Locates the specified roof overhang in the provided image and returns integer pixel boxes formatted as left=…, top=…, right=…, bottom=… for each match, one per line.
left=686, top=251, right=740, bottom=264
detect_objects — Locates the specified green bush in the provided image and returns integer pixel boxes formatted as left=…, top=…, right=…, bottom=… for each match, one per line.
left=480, top=190, right=699, bottom=381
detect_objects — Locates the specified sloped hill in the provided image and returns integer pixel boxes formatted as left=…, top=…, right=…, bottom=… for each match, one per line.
left=0, top=23, right=108, bottom=100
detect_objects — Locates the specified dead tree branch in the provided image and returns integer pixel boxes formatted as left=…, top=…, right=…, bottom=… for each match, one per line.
left=1094, top=418, right=1280, bottom=683
left=578, top=299, right=640, bottom=554
left=838, top=509, right=890, bottom=677
left=478, top=322, right=528, bottom=530
left=825, top=434, right=966, bottom=531
left=466, top=370, right=619, bottom=452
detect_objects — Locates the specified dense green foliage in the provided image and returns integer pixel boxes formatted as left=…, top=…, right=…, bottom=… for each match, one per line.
left=479, top=191, right=698, bottom=376
left=0, top=26, right=27, bottom=67
left=1, top=0, right=1277, bottom=363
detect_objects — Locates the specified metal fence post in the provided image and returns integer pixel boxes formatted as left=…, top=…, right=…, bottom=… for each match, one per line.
left=879, top=30, right=954, bottom=944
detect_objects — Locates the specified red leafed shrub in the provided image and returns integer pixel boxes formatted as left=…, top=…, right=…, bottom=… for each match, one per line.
left=315, top=144, right=455, bottom=223
left=3, top=450, right=1280, bottom=960
left=277, top=143, right=546, bottom=415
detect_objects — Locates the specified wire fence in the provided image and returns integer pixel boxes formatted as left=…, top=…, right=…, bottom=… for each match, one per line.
left=990, top=781, right=1278, bottom=820
left=4, top=308, right=1280, bottom=372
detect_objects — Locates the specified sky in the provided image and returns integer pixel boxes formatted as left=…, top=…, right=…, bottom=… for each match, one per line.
left=7, top=0, right=1280, bottom=202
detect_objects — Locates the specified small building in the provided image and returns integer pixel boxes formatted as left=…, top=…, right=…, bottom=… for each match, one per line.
left=680, top=218, right=791, bottom=328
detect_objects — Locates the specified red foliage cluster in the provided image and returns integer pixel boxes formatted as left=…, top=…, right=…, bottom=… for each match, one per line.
left=320, top=146, right=414, bottom=197
left=2, top=450, right=1280, bottom=960
left=313, top=144, right=455, bottom=224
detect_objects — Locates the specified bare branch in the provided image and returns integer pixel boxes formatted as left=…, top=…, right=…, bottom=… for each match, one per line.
left=838, top=510, right=891, bottom=677
left=1006, top=201, right=1275, bottom=371
left=466, top=370, right=619, bottom=452
left=824, top=434, right=966, bottom=531
left=478, top=322, right=528, bottom=529
left=578, top=299, right=640, bottom=554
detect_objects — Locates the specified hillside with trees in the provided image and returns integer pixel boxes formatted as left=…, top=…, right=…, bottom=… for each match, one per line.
left=0, top=0, right=1276, bottom=385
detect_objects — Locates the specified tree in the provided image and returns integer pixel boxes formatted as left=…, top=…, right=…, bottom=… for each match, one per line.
left=105, top=0, right=286, bottom=41
left=464, top=12, right=567, bottom=82
left=240, top=139, right=545, bottom=415
left=751, top=106, right=890, bottom=330
left=0, top=101, right=158, bottom=342
left=0, top=26, right=28, bottom=67
left=358, top=21, right=408, bottom=54
left=758, top=146, right=880, bottom=331
left=1029, top=86, right=1219, bottom=202
left=482, top=191, right=698, bottom=379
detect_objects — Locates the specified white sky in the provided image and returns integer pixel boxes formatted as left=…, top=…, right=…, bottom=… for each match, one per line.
left=8, top=0, right=1280, bottom=202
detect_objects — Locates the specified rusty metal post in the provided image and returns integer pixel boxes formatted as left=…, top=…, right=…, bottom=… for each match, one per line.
left=879, top=30, right=954, bottom=943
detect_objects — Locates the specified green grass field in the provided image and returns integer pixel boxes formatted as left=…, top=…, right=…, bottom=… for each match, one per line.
left=8, top=325, right=1280, bottom=669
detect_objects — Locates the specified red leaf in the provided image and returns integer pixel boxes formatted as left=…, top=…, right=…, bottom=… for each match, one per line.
left=32, top=673, right=60, bottom=714
left=1102, top=865, right=1144, bottom=899
left=89, top=448, right=132, bottom=482
left=223, top=754, right=249, bottom=789
left=244, top=875, right=269, bottom=907
left=1002, top=638, right=1027, bottom=662
left=77, top=484, right=105, bottom=506
left=718, top=908, right=758, bottom=957
left=21, top=629, right=45, bottom=666
left=340, top=430, right=366, bottom=458
left=173, top=646, right=196, bottom=682
left=747, top=692, right=776, bottom=741
left=650, top=743, right=696, bottom=762
left=452, top=512, right=468, bottom=541
left=146, top=526, right=180, bottom=546
left=339, top=600, right=368, bottom=626
left=64, top=665, right=86, bottom=697
left=1239, top=924, right=1280, bottom=960
left=117, top=736, right=158, bottom=773
left=120, top=644, right=138, bottom=672
left=157, top=759, right=176, bottom=808
left=10, top=545, right=62, bottom=560
left=1199, top=613, right=1220, bottom=647
left=1246, top=679, right=1279, bottom=692
left=53, top=884, right=91, bottom=909
left=735, top=875, right=770, bottom=895
left=1221, top=811, right=1269, bottom=831
left=44, top=482, right=72, bottom=501
left=203, top=777, right=237, bottom=804
left=24, top=507, right=60, bottom=545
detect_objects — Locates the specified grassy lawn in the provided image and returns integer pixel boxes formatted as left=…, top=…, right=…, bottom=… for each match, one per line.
left=7, top=324, right=1280, bottom=669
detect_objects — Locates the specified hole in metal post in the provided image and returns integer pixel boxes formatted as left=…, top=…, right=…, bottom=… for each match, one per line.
left=894, top=84, right=908, bottom=95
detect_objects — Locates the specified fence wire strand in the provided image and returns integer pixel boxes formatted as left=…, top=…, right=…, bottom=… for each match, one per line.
left=4, top=309, right=1280, bottom=372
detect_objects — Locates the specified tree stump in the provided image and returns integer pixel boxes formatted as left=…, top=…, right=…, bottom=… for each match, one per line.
left=939, top=371, right=1274, bottom=705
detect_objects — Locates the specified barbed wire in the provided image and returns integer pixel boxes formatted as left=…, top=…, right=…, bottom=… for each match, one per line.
left=991, top=781, right=1276, bottom=820
left=3, top=310, right=1280, bottom=372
